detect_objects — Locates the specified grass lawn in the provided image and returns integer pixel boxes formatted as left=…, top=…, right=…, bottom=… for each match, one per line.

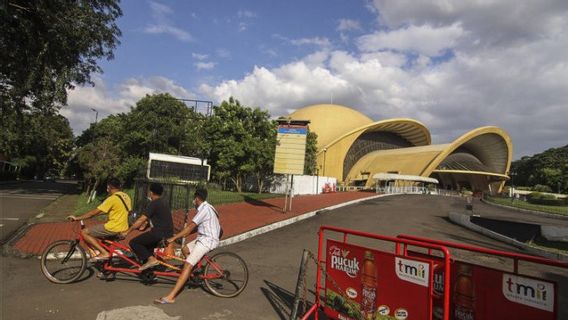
left=485, top=196, right=568, bottom=216
left=72, top=188, right=282, bottom=214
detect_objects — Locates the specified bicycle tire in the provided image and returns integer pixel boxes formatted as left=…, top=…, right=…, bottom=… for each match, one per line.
left=40, top=240, right=87, bottom=284
left=203, top=252, right=249, bottom=298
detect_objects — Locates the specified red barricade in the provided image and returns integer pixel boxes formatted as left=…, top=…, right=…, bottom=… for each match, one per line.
left=302, top=226, right=452, bottom=320
left=397, top=235, right=568, bottom=320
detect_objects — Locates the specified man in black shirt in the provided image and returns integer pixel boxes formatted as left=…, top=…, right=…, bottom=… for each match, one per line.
left=123, top=182, right=174, bottom=271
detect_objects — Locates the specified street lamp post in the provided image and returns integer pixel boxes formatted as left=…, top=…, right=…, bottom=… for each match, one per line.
left=510, top=171, right=517, bottom=202
left=322, top=148, right=327, bottom=176
left=91, top=108, right=98, bottom=124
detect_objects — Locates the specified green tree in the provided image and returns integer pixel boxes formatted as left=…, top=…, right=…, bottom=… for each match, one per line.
left=1, top=0, right=122, bottom=113
left=1, top=111, right=73, bottom=178
left=78, top=139, right=120, bottom=195
left=206, top=98, right=276, bottom=192
left=122, top=93, right=195, bottom=157
left=511, top=145, right=568, bottom=193
left=304, top=131, right=318, bottom=175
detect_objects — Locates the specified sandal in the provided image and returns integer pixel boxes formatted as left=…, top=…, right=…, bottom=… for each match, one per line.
left=154, top=297, right=175, bottom=304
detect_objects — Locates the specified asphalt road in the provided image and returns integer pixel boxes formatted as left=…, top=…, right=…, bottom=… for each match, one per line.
left=0, top=180, right=77, bottom=244
left=1, top=194, right=567, bottom=320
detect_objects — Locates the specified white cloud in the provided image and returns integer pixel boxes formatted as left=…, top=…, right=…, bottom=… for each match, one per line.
left=195, top=62, right=217, bottom=70
left=357, top=23, right=465, bottom=56
left=237, top=10, right=257, bottom=19
left=144, top=1, right=192, bottom=42
left=144, top=25, right=192, bottom=42
left=64, top=76, right=195, bottom=134
left=200, top=0, right=568, bottom=159
left=337, top=19, right=361, bottom=32
left=192, top=53, right=209, bottom=60
left=216, top=48, right=231, bottom=59
left=290, top=37, right=331, bottom=48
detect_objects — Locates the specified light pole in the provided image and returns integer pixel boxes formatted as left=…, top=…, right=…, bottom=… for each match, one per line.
left=90, top=108, right=98, bottom=124
left=323, top=148, right=327, bottom=176
left=510, top=171, right=517, bottom=202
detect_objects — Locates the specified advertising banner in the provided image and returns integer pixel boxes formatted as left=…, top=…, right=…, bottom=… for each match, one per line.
left=409, top=252, right=557, bottom=320
left=324, top=239, right=434, bottom=320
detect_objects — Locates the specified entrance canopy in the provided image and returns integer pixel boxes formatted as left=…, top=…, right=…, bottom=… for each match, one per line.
left=372, top=173, right=439, bottom=184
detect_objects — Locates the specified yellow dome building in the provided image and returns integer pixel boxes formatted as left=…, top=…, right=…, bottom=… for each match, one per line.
left=289, top=104, right=512, bottom=193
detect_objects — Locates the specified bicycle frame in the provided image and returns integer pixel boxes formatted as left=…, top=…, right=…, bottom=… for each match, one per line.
left=74, top=221, right=223, bottom=280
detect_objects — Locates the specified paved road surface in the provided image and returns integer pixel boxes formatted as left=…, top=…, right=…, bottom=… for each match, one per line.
left=0, top=181, right=77, bottom=244
left=1, top=195, right=566, bottom=320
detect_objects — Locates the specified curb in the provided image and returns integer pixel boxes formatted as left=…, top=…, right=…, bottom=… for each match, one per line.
left=481, top=198, right=568, bottom=220
left=218, top=193, right=390, bottom=248
left=448, top=211, right=568, bottom=261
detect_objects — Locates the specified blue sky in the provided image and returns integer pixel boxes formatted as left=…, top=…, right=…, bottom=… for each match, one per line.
left=63, top=0, right=568, bottom=159
left=99, top=0, right=376, bottom=90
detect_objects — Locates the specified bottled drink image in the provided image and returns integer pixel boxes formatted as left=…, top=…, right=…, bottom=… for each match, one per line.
left=360, top=251, right=377, bottom=319
left=453, top=264, right=475, bottom=320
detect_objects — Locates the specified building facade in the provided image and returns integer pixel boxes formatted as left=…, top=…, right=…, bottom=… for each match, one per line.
left=289, top=104, right=512, bottom=193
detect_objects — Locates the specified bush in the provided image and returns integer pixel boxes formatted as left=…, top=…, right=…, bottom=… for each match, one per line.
left=533, top=184, right=552, bottom=192
left=527, top=192, right=566, bottom=206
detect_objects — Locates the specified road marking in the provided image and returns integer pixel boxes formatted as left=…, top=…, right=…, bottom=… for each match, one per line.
left=0, top=218, right=20, bottom=221
left=0, top=224, right=3, bottom=227
left=96, top=306, right=180, bottom=320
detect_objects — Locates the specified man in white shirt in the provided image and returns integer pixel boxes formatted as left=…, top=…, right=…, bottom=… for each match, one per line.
left=155, top=187, right=221, bottom=304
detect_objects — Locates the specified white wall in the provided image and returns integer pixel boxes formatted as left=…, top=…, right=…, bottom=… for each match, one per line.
left=270, top=175, right=337, bottom=195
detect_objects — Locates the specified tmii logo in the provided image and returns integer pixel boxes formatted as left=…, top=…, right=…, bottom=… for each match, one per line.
left=395, top=257, right=429, bottom=287
left=502, top=274, right=554, bottom=312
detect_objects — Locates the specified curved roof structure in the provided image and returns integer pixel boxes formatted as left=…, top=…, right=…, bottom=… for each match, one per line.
left=288, top=104, right=512, bottom=192
left=289, top=104, right=373, bottom=149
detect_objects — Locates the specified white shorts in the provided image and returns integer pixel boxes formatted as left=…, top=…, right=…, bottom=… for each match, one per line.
left=185, top=239, right=210, bottom=266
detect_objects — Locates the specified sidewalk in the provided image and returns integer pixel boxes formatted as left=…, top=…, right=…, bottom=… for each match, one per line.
left=5, top=191, right=378, bottom=256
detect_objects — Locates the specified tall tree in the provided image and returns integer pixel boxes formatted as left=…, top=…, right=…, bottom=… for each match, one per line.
left=1, top=0, right=122, bottom=113
left=304, top=131, right=318, bottom=175
left=206, top=98, right=276, bottom=192
left=122, top=93, right=195, bottom=158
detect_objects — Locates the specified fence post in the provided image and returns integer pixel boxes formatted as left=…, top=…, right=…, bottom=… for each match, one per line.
left=290, top=249, right=310, bottom=320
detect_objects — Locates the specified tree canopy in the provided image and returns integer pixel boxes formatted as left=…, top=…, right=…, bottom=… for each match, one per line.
left=510, top=145, right=568, bottom=193
left=1, top=0, right=122, bottom=113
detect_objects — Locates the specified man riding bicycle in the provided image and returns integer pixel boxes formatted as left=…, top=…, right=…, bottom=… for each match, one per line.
left=154, top=187, right=221, bottom=304
left=122, top=182, right=174, bottom=271
left=68, top=178, right=131, bottom=261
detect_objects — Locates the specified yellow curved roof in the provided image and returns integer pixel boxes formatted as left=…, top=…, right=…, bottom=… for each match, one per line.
left=289, top=104, right=373, bottom=149
left=421, top=126, right=512, bottom=176
left=322, top=118, right=431, bottom=153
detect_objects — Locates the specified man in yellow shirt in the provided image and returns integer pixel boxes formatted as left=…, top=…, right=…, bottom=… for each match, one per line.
left=68, top=178, right=131, bottom=261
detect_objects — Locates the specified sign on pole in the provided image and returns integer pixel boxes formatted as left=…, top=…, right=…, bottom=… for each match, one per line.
left=273, top=121, right=309, bottom=175
left=274, top=120, right=309, bottom=212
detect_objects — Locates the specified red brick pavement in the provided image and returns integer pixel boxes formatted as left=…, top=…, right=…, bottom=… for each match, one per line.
left=11, top=191, right=375, bottom=256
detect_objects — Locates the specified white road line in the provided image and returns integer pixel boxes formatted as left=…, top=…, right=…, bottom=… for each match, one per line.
left=0, top=224, right=4, bottom=227
left=0, top=218, right=20, bottom=221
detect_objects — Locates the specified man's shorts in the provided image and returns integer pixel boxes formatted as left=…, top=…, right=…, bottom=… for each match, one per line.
left=185, top=239, right=210, bottom=266
left=88, top=224, right=119, bottom=238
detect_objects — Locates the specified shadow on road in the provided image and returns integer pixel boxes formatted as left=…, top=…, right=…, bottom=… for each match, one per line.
left=261, top=280, right=307, bottom=320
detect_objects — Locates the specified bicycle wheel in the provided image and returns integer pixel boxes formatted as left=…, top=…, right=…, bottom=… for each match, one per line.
left=203, top=252, right=249, bottom=298
left=40, top=240, right=87, bottom=284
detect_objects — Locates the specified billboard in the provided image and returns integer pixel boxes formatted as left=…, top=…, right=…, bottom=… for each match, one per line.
left=409, top=252, right=557, bottom=320
left=324, top=239, right=434, bottom=320
left=273, top=124, right=308, bottom=175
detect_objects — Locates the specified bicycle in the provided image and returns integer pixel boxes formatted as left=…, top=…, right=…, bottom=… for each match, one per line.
left=40, top=220, right=249, bottom=298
